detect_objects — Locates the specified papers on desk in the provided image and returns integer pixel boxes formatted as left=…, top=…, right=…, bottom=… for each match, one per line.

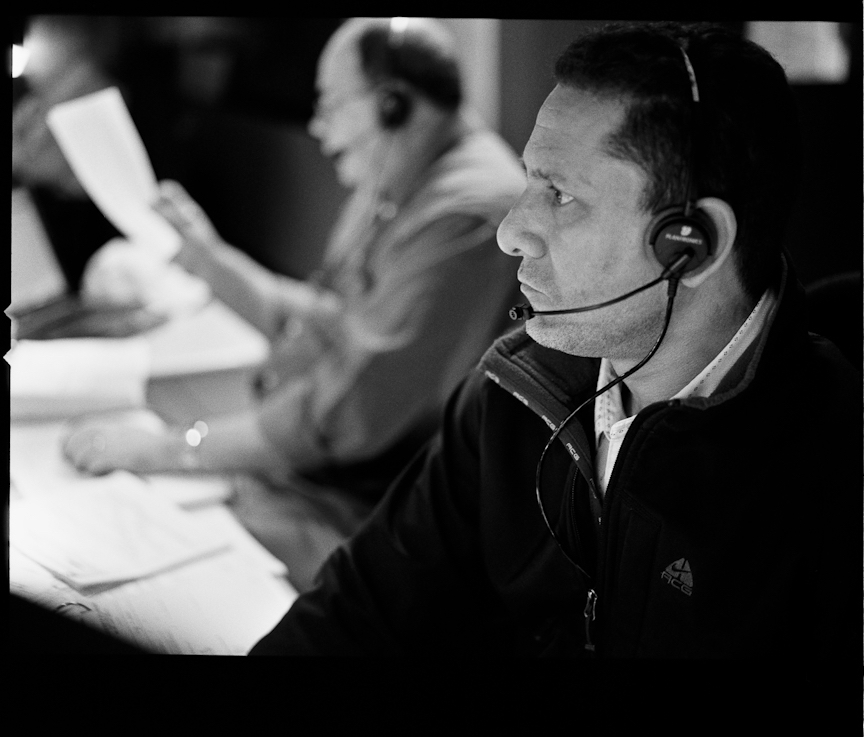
left=9, top=419, right=297, bottom=654
left=29, top=542, right=295, bottom=655
left=9, top=504, right=296, bottom=655
left=6, top=337, right=150, bottom=420
left=10, top=472, right=231, bottom=591
left=141, top=474, right=235, bottom=509
left=93, top=545, right=294, bottom=655
left=46, top=87, right=180, bottom=259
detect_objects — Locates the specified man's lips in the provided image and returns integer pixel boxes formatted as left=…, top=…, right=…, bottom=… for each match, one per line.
left=518, top=281, right=544, bottom=300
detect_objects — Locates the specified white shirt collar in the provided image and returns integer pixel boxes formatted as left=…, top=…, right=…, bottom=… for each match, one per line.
left=594, top=287, right=777, bottom=445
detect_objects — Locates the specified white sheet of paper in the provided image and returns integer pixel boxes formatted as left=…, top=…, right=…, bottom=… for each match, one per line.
left=10, top=472, right=231, bottom=590
left=6, top=337, right=150, bottom=419
left=10, top=421, right=84, bottom=496
left=142, top=474, right=234, bottom=509
left=75, top=552, right=297, bottom=654
left=10, top=534, right=297, bottom=655
left=45, top=87, right=180, bottom=258
left=190, top=504, right=288, bottom=576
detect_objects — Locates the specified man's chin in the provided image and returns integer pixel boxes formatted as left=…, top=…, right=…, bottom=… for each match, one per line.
left=328, top=153, right=357, bottom=187
left=333, top=163, right=358, bottom=188
left=525, top=319, right=603, bottom=358
left=526, top=320, right=572, bottom=353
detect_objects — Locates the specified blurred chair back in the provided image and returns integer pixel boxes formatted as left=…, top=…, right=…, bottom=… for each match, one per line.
left=175, top=110, right=347, bottom=280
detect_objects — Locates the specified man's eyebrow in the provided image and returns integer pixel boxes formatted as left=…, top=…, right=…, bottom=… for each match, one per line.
left=519, top=157, right=587, bottom=189
left=518, top=157, right=553, bottom=181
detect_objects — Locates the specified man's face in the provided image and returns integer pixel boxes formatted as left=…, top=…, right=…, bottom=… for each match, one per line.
left=308, top=38, right=381, bottom=188
left=497, top=84, right=664, bottom=359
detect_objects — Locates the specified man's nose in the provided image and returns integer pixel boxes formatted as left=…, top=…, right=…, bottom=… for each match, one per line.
left=496, top=197, right=545, bottom=259
left=308, top=112, right=325, bottom=140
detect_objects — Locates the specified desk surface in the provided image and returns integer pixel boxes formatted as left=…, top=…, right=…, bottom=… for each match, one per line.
left=8, top=302, right=296, bottom=655
left=145, top=299, right=268, bottom=422
left=145, top=299, right=269, bottom=378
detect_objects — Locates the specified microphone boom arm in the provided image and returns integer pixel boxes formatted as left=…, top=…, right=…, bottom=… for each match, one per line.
left=510, top=250, right=693, bottom=321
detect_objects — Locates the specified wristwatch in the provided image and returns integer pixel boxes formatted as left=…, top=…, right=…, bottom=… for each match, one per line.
left=180, top=420, right=209, bottom=471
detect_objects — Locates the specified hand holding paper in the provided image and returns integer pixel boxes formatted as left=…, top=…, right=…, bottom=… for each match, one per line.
left=46, top=87, right=212, bottom=314
left=46, top=86, right=181, bottom=259
left=152, top=179, right=225, bottom=251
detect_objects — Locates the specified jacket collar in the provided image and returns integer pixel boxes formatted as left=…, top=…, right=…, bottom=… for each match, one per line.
left=480, top=327, right=600, bottom=432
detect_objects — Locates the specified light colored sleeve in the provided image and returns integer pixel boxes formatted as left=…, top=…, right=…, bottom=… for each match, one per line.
left=256, top=212, right=518, bottom=471
left=174, top=236, right=340, bottom=340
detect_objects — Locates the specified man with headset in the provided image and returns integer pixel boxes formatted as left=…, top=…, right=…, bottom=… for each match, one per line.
left=62, top=17, right=524, bottom=591
left=250, top=21, right=859, bottom=656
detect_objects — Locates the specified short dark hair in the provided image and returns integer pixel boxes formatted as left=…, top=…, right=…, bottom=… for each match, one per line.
left=554, top=22, right=802, bottom=300
left=357, top=21, right=462, bottom=111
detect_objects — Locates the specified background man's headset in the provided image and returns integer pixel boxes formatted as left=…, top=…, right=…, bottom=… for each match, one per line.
left=377, top=17, right=413, bottom=129
left=527, top=38, right=716, bottom=583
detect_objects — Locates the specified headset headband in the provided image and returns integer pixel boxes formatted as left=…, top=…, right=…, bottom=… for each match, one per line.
left=389, top=16, right=410, bottom=49
left=677, top=39, right=700, bottom=216
left=678, top=41, right=700, bottom=103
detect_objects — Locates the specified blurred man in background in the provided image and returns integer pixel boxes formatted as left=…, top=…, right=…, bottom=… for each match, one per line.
left=63, top=17, right=524, bottom=591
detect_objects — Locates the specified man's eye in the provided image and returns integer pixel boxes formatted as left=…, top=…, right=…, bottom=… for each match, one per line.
left=550, top=186, right=574, bottom=205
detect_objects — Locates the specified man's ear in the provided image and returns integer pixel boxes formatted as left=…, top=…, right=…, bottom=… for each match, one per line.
left=679, top=197, right=737, bottom=288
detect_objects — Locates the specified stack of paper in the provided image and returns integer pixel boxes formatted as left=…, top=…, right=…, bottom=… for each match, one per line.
left=9, top=472, right=231, bottom=591
left=7, top=337, right=150, bottom=419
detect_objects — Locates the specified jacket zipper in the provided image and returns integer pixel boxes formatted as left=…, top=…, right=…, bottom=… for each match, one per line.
left=584, top=476, right=599, bottom=653
left=586, top=404, right=671, bottom=656
left=584, top=588, right=598, bottom=652
left=569, top=470, right=599, bottom=653
left=585, top=403, right=671, bottom=654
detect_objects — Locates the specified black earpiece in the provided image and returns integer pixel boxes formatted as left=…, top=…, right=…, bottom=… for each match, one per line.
left=646, top=204, right=715, bottom=274
left=379, top=18, right=414, bottom=129
left=378, top=89, right=412, bottom=129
